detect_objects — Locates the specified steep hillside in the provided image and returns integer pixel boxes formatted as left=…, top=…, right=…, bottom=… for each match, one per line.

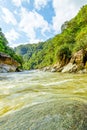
left=15, top=5, right=87, bottom=71
left=0, top=28, right=23, bottom=72
left=14, top=44, right=37, bottom=62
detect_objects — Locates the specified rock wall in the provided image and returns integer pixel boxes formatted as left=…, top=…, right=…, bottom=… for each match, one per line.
left=60, top=49, right=87, bottom=73
left=0, top=52, right=20, bottom=73
left=44, top=49, right=87, bottom=73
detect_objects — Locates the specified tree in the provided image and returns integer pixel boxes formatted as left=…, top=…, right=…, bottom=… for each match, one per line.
left=56, top=44, right=71, bottom=64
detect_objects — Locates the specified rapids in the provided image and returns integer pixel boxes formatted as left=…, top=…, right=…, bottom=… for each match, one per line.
left=0, top=70, right=87, bottom=130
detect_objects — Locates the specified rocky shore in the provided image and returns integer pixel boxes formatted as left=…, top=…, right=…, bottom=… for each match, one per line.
left=43, top=49, right=87, bottom=73
left=0, top=52, right=20, bottom=73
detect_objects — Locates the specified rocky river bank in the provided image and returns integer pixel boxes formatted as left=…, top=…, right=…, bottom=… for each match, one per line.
left=0, top=52, right=20, bottom=72
left=43, top=49, right=87, bottom=73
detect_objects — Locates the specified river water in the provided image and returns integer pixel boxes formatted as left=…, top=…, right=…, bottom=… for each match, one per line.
left=0, top=70, right=87, bottom=115
left=0, top=70, right=87, bottom=129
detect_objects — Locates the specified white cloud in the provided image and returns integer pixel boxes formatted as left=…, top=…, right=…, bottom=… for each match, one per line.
left=34, top=0, right=49, bottom=10
left=9, top=42, right=28, bottom=48
left=12, top=0, right=30, bottom=7
left=2, top=7, right=17, bottom=25
left=19, top=7, right=50, bottom=43
left=5, top=29, right=20, bottom=45
left=52, top=0, right=87, bottom=33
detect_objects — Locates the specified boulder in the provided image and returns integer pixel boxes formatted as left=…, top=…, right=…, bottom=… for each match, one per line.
left=0, top=64, right=17, bottom=73
left=52, top=63, right=63, bottom=72
left=62, top=63, right=77, bottom=73
left=78, top=69, right=87, bottom=74
left=43, top=66, right=51, bottom=72
left=0, top=52, right=20, bottom=72
left=51, top=68, right=56, bottom=72
left=0, top=100, right=87, bottom=130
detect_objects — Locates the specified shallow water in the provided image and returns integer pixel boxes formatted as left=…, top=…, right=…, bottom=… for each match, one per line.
left=0, top=70, right=87, bottom=117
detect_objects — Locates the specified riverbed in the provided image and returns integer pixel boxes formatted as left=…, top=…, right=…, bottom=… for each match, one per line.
left=0, top=70, right=87, bottom=130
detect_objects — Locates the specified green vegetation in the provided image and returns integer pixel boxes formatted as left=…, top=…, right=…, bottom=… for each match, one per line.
left=15, top=5, right=87, bottom=70
left=0, top=28, right=23, bottom=65
left=56, top=44, right=71, bottom=65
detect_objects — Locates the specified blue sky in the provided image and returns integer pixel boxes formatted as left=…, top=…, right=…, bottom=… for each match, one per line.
left=0, top=0, right=87, bottom=47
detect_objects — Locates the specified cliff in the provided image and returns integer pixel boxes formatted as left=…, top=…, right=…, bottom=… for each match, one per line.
left=62, top=49, right=87, bottom=73
left=43, top=49, right=87, bottom=73
left=0, top=52, right=20, bottom=73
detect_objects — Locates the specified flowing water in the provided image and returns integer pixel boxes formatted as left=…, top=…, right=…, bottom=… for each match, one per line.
left=0, top=70, right=87, bottom=130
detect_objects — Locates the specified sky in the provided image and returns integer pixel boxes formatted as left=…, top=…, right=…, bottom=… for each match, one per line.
left=0, top=0, right=87, bottom=47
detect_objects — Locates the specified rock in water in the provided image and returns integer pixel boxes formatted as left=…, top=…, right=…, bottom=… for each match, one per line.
left=0, top=100, right=87, bottom=130
left=62, top=63, right=77, bottom=73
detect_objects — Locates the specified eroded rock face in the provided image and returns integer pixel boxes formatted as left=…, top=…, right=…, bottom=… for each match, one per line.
left=62, top=63, right=77, bottom=73
left=55, top=49, right=87, bottom=73
left=0, top=53, right=20, bottom=66
left=42, top=49, right=87, bottom=73
left=0, top=52, right=20, bottom=72
left=70, top=49, right=87, bottom=67
left=0, top=64, right=17, bottom=73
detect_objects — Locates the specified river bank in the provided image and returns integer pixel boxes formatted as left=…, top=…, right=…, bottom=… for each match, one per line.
left=43, top=49, right=87, bottom=74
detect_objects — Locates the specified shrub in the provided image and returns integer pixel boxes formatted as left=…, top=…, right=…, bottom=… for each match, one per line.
left=56, top=44, right=71, bottom=63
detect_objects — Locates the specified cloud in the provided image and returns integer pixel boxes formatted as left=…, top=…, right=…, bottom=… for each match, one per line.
left=34, top=0, right=49, bottom=10
left=19, top=7, right=50, bottom=43
left=12, top=0, right=30, bottom=7
left=2, top=7, right=17, bottom=25
left=9, top=42, right=28, bottom=48
left=5, top=29, right=20, bottom=45
left=72, top=0, right=87, bottom=6
left=52, top=0, right=87, bottom=33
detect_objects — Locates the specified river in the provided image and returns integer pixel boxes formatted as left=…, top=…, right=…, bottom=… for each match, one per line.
left=0, top=70, right=87, bottom=130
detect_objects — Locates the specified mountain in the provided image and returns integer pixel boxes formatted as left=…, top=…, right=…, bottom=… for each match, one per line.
left=15, top=5, right=87, bottom=71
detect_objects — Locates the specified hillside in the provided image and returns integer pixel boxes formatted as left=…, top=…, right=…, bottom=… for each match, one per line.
left=15, top=5, right=87, bottom=71
left=0, top=28, right=23, bottom=72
